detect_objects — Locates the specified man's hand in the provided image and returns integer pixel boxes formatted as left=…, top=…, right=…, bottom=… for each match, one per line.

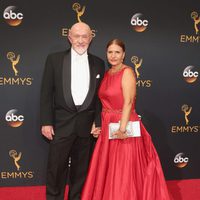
left=41, top=125, right=55, bottom=140
left=91, top=123, right=101, bottom=138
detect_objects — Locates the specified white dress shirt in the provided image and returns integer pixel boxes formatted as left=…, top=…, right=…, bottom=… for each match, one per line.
left=71, top=48, right=90, bottom=106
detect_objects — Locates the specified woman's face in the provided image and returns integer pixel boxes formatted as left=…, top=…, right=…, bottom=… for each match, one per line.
left=107, top=44, right=125, bottom=67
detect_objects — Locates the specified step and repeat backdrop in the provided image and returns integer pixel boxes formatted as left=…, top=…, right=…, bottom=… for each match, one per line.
left=0, top=0, right=199, bottom=187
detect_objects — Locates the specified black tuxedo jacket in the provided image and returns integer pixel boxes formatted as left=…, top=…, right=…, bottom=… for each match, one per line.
left=40, top=49, right=105, bottom=138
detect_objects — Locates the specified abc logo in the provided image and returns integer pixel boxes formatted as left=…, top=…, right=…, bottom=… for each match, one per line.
left=183, top=70, right=198, bottom=77
left=183, top=65, right=198, bottom=83
left=5, top=109, right=24, bottom=127
left=3, top=6, right=23, bottom=26
left=131, top=17, right=148, bottom=26
left=131, top=13, right=148, bottom=32
left=174, top=153, right=189, bottom=168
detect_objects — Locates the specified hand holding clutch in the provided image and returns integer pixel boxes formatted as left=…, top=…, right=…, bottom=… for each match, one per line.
left=111, top=129, right=128, bottom=140
left=108, top=121, right=141, bottom=139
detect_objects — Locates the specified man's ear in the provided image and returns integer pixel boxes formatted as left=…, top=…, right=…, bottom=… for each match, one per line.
left=68, top=30, right=72, bottom=42
left=89, top=36, right=92, bottom=43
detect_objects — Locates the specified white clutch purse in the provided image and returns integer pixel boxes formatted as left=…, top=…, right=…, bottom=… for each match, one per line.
left=108, top=121, right=141, bottom=139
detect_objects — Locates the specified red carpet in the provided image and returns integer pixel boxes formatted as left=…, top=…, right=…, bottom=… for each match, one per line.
left=0, top=179, right=200, bottom=200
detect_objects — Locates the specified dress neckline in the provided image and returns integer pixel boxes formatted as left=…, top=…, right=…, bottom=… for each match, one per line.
left=107, top=66, right=127, bottom=76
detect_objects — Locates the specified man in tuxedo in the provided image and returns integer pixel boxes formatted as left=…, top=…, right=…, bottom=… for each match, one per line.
left=40, top=22, right=105, bottom=200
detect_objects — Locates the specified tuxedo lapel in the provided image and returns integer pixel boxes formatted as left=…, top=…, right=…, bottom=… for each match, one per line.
left=62, top=50, right=77, bottom=111
left=80, top=54, right=97, bottom=111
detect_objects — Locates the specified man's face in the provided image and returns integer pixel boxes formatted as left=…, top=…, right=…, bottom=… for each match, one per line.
left=68, top=24, right=92, bottom=55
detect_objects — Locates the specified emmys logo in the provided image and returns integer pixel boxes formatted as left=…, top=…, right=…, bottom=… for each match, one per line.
left=171, top=104, right=200, bottom=134
left=9, top=150, right=22, bottom=171
left=7, top=52, right=20, bottom=76
left=131, top=13, right=148, bottom=32
left=0, top=52, right=33, bottom=86
left=131, top=56, right=143, bottom=78
left=180, top=11, right=200, bottom=43
left=191, top=11, right=200, bottom=35
left=62, top=3, right=96, bottom=38
left=0, top=150, right=34, bottom=179
left=183, top=66, right=198, bottom=83
left=5, top=109, right=24, bottom=127
left=72, top=3, right=85, bottom=22
left=3, top=6, right=23, bottom=26
left=131, top=56, right=152, bottom=87
left=181, top=104, right=192, bottom=125
left=174, top=153, right=189, bottom=168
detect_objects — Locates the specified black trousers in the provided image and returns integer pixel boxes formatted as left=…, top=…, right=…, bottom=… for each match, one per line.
left=46, top=134, right=94, bottom=200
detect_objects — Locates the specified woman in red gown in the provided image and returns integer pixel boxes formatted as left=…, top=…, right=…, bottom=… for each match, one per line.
left=81, top=39, right=171, bottom=200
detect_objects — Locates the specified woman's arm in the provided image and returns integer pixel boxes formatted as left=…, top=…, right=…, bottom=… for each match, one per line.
left=119, top=67, right=136, bottom=132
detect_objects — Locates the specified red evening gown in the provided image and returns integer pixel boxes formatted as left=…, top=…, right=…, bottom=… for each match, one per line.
left=81, top=66, right=171, bottom=200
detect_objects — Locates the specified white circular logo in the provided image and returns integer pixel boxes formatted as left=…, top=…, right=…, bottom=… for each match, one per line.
left=3, top=6, right=23, bottom=26
left=5, top=109, right=24, bottom=127
left=131, top=13, right=148, bottom=32
left=174, top=153, right=189, bottom=168
left=183, top=65, right=198, bottom=83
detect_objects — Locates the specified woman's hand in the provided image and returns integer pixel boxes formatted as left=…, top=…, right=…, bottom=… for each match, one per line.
left=112, top=129, right=128, bottom=140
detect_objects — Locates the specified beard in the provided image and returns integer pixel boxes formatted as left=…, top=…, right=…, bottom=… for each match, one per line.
left=73, top=45, right=88, bottom=55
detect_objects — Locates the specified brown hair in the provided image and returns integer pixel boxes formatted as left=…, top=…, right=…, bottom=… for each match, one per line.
left=106, top=39, right=125, bottom=52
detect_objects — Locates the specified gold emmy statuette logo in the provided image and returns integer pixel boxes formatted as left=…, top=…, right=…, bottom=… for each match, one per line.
left=9, top=150, right=22, bottom=171
left=191, top=11, right=200, bottom=35
left=72, top=3, right=85, bottom=22
left=181, top=104, right=192, bottom=125
left=7, top=52, right=20, bottom=76
left=131, top=56, right=143, bottom=78
left=180, top=11, right=200, bottom=43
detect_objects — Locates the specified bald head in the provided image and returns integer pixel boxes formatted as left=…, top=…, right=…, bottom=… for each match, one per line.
left=68, top=22, right=92, bottom=55
left=70, top=22, right=91, bottom=33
